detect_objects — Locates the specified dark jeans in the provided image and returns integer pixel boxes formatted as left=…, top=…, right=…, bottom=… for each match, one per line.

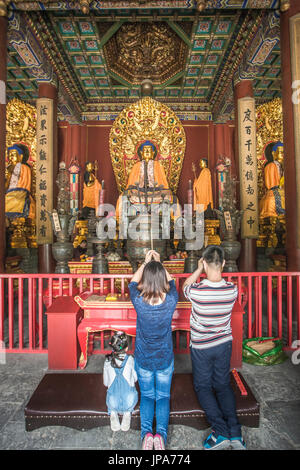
left=191, top=341, right=241, bottom=438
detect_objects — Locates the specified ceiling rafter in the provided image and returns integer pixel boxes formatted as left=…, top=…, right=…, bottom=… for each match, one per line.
left=25, top=11, right=86, bottom=112
left=210, top=10, right=264, bottom=114
left=6, top=7, right=282, bottom=121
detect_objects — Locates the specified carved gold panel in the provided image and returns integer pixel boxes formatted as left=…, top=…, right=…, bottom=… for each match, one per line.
left=103, top=22, right=188, bottom=85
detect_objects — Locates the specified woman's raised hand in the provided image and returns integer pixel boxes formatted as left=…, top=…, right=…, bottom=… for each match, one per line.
left=144, top=250, right=153, bottom=263
left=151, top=251, right=160, bottom=262
left=145, top=250, right=160, bottom=263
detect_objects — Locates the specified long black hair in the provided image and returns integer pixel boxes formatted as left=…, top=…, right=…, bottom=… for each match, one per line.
left=138, top=260, right=170, bottom=304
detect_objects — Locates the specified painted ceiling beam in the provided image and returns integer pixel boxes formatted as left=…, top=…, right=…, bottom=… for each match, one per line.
left=7, top=0, right=281, bottom=11
left=166, top=20, right=192, bottom=49
left=98, top=19, right=126, bottom=49
left=107, top=70, right=133, bottom=88
left=213, top=10, right=281, bottom=121
left=161, top=70, right=185, bottom=88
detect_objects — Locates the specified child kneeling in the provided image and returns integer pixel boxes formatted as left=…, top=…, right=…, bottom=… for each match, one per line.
left=103, top=331, right=138, bottom=431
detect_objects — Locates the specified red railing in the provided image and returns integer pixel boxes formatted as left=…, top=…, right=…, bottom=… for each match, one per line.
left=0, top=271, right=299, bottom=354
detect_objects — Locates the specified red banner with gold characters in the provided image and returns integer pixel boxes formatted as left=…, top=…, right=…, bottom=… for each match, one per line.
left=36, top=98, right=53, bottom=245
left=238, top=96, right=259, bottom=239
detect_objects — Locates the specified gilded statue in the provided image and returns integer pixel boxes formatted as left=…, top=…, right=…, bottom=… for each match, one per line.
left=192, top=158, right=214, bottom=214
left=127, top=141, right=169, bottom=190
left=5, top=144, right=35, bottom=220
left=256, top=98, right=285, bottom=253
left=82, top=161, right=102, bottom=219
left=116, top=140, right=172, bottom=217
left=110, top=97, right=185, bottom=196
left=259, top=141, right=285, bottom=219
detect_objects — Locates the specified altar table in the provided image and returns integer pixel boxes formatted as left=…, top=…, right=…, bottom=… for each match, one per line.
left=73, top=292, right=245, bottom=370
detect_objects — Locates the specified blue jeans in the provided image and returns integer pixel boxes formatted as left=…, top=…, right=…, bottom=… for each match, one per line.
left=191, top=341, right=241, bottom=438
left=135, top=359, right=174, bottom=444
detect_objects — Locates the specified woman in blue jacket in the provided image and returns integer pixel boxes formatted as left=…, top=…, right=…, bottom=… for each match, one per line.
left=129, top=250, right=178, bottom=450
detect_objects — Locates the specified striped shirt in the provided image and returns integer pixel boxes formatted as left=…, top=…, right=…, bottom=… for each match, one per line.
left=184, top=278, right=238, bottom=350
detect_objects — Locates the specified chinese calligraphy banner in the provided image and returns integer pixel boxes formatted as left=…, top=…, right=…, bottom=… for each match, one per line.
left=238, top=97, right=259, bottom=239
left=290, top=14, right=300, bottom=248
left=36, top=98, right=53, bottom=245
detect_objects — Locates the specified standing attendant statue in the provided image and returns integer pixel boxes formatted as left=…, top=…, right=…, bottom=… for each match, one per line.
left=5, top=144, right=35, bottom=220
left=193, top=158, right=214, bottom=216
left=259, top=141, right=285, bottom=219
left=82, top=161, right=102, bottom=219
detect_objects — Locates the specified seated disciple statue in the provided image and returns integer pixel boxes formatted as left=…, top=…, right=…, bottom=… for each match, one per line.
left=5, top=144, right=35, bottom=220
left=193, top=158, right=214, bottom=214
left=82, top=161, right=102, bottom=219
left=259, top=142, right=285, bottom=219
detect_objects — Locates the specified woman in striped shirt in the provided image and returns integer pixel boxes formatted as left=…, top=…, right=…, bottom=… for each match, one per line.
left=183, top=245, right=246, bottom=450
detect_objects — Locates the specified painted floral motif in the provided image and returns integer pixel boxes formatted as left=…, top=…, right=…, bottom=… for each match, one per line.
left=59, top=22, right=74, bottom=34
left=79, top=22, right=94, bottom=34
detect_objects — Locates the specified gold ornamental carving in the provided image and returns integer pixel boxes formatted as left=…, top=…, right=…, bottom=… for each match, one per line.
left=109, top=97, right=186, bottom=194
left=103, top=22, right=187, bottom=85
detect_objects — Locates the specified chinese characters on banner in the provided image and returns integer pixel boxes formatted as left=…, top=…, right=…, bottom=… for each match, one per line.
left=238, top=97, right=259, bottom=239
left=36, top=98, right=53, bottom=245
left=290, top=16, right=300, bottom=248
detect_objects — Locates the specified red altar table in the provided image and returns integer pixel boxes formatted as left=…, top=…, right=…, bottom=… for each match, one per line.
left=73, top=292, right=245, bottom=370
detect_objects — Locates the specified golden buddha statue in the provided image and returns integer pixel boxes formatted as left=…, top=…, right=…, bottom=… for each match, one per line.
left=127, top=141, right=169, bottom=189
left=116, top=140, right=173, bottom=217
left=259, top=142, right=285, bottom=219
left=5, top=144, right=35, bottom=220
left=193, top=158, right=214, bottom=213
left=82, top=161, right=102, bottom=218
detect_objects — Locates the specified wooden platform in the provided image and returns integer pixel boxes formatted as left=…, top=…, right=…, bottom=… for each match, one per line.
left=25, top=372, right=259, bottom=432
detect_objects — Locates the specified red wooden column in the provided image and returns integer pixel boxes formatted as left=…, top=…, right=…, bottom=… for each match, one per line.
left=37, top=83, right=58, bottom=273
left=280, top=0, right=300, bottom=271
left=0, top=10, right=7, bottom=273
left=234, top=79, right=257, bottom=272
left=0, top=8, right=7, bottom=273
